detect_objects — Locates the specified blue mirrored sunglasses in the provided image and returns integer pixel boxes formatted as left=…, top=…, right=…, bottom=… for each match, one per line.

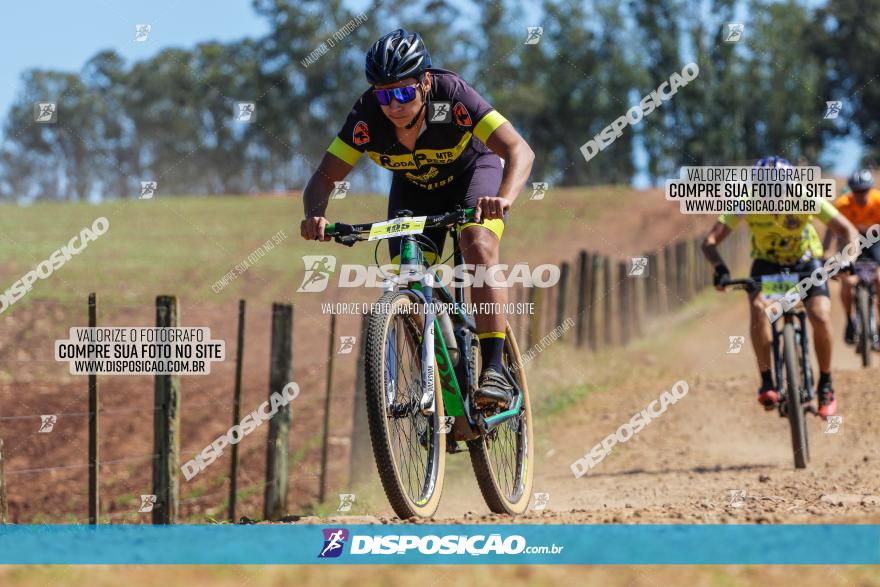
left=373, top=84, right=419, bottom=106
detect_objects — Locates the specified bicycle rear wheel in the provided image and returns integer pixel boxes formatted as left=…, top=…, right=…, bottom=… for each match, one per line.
left=782, top=322, right=809, bottom=469
left=364, top=290, right=445, bottom=518
left=857, top=286, right=871, bottom=368
left=468, top=323, right=535, bottom=515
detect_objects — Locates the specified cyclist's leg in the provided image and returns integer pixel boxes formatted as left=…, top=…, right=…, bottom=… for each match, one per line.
left=801, top=259, right=836, bottom=414
left=840, top=268, right=854, bottom=333
left=457, top=156, right=508, bottom=373
left=801, top=259, right=833, bottom=373
left=748, top=259, right=775, bottom=373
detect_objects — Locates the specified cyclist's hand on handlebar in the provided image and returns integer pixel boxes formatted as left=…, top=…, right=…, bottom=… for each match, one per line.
left=713, top=263, right=731, bottom=291
left=300, top=217, right=331, bottom=242
left=475, top=196, right=510, bottom=222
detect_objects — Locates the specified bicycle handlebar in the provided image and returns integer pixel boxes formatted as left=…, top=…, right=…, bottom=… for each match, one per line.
left=323, top=206, right=479, bottom=246
left=719, top=270, right=818, bottom=294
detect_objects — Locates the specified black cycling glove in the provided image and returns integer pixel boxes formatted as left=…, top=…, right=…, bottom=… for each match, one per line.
left=713, top=263, right=731, bottom=287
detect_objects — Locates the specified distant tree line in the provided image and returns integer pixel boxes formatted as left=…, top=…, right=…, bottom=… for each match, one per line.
left=0, top=0, right=877, bottom=201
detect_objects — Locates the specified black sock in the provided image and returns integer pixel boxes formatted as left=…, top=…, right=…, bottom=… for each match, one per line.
left=479, top=333, right=505, bottom=373
left=760, top=370, right=774, bottom=390
left=818, top=372, right=831, bottom=388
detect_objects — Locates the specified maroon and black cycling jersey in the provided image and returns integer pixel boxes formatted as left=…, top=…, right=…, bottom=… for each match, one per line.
left=326, top=68, right=509, bottom=191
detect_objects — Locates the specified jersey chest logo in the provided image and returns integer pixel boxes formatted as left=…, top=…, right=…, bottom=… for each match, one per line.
left=353, top=121, right=370, bottom=146
left=453, top=102, right=472, bottom=127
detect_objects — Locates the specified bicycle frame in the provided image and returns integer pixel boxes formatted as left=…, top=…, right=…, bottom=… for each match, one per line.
left=392, top=213, right=525, bottom=438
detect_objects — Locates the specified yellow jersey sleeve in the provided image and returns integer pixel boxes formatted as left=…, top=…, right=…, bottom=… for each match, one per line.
left=718, top=213, right=740, bottom=229
left=817, top=200, right=838, bottom=224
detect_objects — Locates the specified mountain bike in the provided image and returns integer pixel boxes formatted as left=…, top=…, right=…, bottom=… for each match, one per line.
left=325, top=206, right=534, bottom=518
left=722, top=272, right=815, bottom=469
left=846, top=259, right=879, bottom=368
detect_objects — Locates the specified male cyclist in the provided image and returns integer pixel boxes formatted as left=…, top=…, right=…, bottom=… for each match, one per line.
left=300, top=29, right=535, bottom=409
left=701, top=156, right=859, bottom=419
left=823, top=169, right=880, bottom=347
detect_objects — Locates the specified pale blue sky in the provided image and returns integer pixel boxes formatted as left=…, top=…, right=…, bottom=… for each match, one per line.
left=0, top=0, right=862, bottom=182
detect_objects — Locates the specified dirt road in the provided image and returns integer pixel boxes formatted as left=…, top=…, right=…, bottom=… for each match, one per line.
left=354, top=281, right=880, bottom=524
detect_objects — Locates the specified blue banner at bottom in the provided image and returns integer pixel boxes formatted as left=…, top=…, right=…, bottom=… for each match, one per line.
left=0, top=524, right=877, bottom=564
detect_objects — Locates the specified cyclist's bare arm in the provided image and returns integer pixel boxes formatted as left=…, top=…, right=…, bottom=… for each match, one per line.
left=827, top=213, right=859, bottom=262
left=301, top=152, right=353, bottom=241
left=482, top=123, right=535, bottom=221
left=821, top=226, right=836, bottom=253
left=701, top=221, right=732, bottom=267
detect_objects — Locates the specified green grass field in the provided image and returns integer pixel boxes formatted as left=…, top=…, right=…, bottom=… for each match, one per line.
left=0, top=188, right=615, bottom=310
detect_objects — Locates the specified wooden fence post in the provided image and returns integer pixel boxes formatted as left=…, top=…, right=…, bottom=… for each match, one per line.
left=228, top=299, right=246, bottom=523
left=319, top=314, right=336, bottom=504
left=645, top=252, right=660, bottom=315
left=152, top=295, right=180, bottom=525
left=618, top=262, right=631, bottom=345
left=575, top=251, right=590, bottom=348
left=603, top=256, right=614, bottom=346
left=588, top=254, right=603, bottom=351
left=631, top=270, right=644, bottom=338
left=686, top=239, right=697, bottom=300
left=88, top=292, right=99, bottom=525
left=264, top=303, right=293, bottom=521
left=663, top=244, right=677, bottom=309
left=527, top=287, right=542, bottom=350
left=349, top=313, right=373, bottom=486
left=0, top=438, right=7, bottom=523
left=556, top=261, right=569, bottom=335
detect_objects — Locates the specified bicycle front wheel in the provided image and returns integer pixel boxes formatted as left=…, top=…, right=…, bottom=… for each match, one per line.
left=782, top=322, right=809, bottom=469
left=468, top=322, right=535, bottom=515
left=364, top=290, right=446, bottom=519
left=857, top=286, right=872, bottom=368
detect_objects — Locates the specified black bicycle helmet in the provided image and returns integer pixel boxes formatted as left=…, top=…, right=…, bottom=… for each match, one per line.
left=848, top=169, right=874, bottom=192
left=365, top=29, right=431, bottom=85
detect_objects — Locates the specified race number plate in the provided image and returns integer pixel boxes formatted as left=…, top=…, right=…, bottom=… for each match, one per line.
left=760, top=273, right=799, bottom=301
left=368, top=216, right=427, bottom=241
